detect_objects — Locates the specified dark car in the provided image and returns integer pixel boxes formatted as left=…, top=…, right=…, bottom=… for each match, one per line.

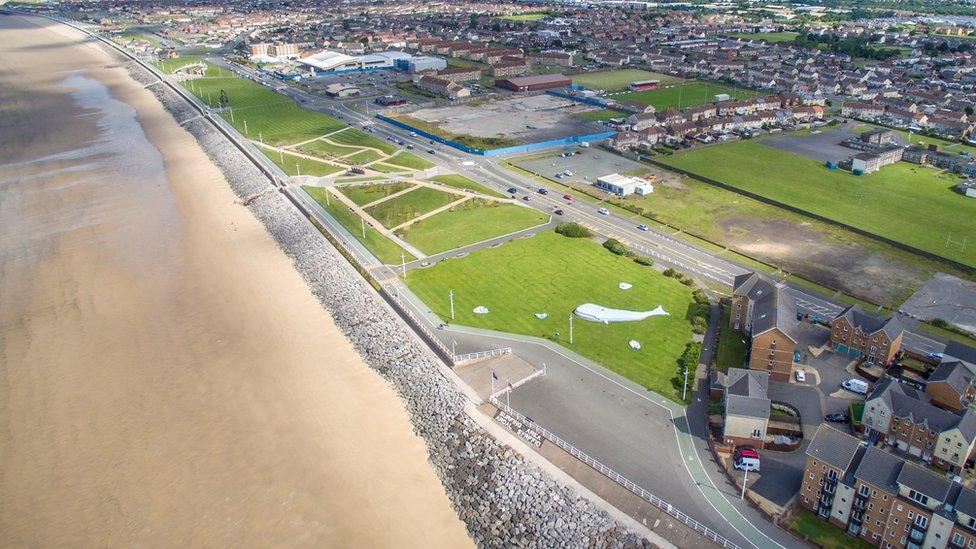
left=427, top=149, right=436, bottom=154
left=506, top=187, right=518, bottom=194
left=554, top=209, right=564, bottom=215
left=522, top=195, right=531, bottom=201
left=824, top=413, right=850, bottom=424
left=537, top=187, right=549, bottom=195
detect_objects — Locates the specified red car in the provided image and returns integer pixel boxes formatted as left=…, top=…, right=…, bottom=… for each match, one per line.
left=563, top=194, right=573, bottom=201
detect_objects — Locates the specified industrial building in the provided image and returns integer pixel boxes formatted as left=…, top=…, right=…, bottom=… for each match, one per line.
left=299, top=50, right=414, bottom=75
left=397, top=56, right=446, bottom=73
left=594, top=173, right=653, bottom=196
left=495, top=73, right=571, bottom=92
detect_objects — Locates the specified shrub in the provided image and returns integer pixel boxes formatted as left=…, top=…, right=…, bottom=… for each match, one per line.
left=555, top=222, right=592, bottom=238
left=692, top=315, right=707, bottom=335
left=663, top=267, right=678, bottom=277
left=602, top=238, right=630, bottom=256
left=931, top=318, right=949, bottom=329
left=692, top=289, right=709, bottom=305
left=634, top=256, right=654, bottom=267
left=679, top=276, right=694, bottom=286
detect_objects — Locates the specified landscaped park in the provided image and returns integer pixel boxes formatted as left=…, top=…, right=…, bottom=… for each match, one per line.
left=406, top=229, right=705, bottom=402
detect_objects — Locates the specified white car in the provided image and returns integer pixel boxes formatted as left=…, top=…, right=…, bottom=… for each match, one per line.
left=794, top=369, right=806, bottom=382
left=637, top=224, right=649, bottom=231
left=597, top=207, right=610, bottom=216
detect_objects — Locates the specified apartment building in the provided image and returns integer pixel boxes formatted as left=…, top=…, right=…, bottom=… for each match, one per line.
left=829, top=305, right=904, bottom=366
left=729, top=272, right=797, bottom=381
left=802, top=424, right=976, bottom=548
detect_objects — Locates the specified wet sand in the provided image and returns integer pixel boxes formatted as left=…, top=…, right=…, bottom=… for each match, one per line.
left=0, top=15, right=471, bottom=548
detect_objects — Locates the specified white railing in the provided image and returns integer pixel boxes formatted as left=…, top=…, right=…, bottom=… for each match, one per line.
left=454, top=347, right=512, bottom=363
left=385, top=287, right=457, bottom=364
left=491, top=397, right=742, bottom=549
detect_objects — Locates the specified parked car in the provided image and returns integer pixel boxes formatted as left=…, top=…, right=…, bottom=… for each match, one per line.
left=794, top=369, right=806, bottom=382
left=637, top=224, right=649, bottom=232
left=733, top=446, right=760, bottom=472
left=842, top=378, right=869, bottom=395
left=597, top=207, right=610, bottom=216
left=928, top=352, right=945, bottom=360
left=554, top=209, right=564, bottom=216
left=506, top=187, right=518, bottom=194
left=824, top=413, right=850, bottom=424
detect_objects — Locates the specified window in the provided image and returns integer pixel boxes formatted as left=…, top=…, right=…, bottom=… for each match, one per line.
left=883, top=494, right=888, bottom=501
left=859, top=485, right=870, bottom=496
left=915, top=516, right=928, bottom=528
left=897, top=504, right=903, bottom=512
left=869, top=503, right=874, bottom=510
left=908, top=490, right=929, bottom=507
left=893, top=518, right=899, bottom=525
left=950, top=534, right=964, bottom=547
left=908, top=511, right=915, bottom=520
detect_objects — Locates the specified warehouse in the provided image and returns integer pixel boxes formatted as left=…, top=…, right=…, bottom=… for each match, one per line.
left=495, top=73, right=571, bottom=92
left=300, top=50, right=416, bottom=74
left=595, top=173, right=653, bottom=196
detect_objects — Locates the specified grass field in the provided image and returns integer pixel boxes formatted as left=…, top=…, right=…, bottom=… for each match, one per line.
left=495, top=12, right=549, bottom=21
left=257, top=146, right=344, bottom=177
left=429, top=174, right=505, bottom=198
left=118, top=30, right=161, bottom=47
left=614, top=81, right=755, bottom=110
left=578, top=108, right=627, bottom=121
left=364, top=187, right=460, bottom=229
left=296, top=139, right=362, bottom=158
left=337, top=182, right=414, bottom=207
left=658, top=140, right=975, bottom=267
left=383, top=151, right=435, bottom=170
left=303, top=186, right=414, bottom=264
left=790, top=508, right=874, bottom=549
left=406, top=231, right=696, bottom=400
left=327, top=128, right=398, bottom=155
left=398, top=201, right=548, bottom=255
left=714, top=306, right=749, bottom=372
left=571, top=69, right=680, bottom=92
left=728, top=31, right=799, bottom=43
left=369, top=163, right=412, bottom=173
left=344, top=150, right=385, bottom=165
left=155, top=55, right=202, bottom=74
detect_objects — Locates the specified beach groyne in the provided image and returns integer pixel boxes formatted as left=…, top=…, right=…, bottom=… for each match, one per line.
left=129, top=61, right=655, bottom=548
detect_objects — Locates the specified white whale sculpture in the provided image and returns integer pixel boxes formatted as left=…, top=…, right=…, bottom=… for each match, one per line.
left=574, top=303, right=669, bottom=323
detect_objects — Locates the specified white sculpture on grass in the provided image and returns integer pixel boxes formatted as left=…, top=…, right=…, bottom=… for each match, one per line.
left=574, top=303, right=669, bottom=324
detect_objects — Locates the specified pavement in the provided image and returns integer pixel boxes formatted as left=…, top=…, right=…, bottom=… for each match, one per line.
left=900, top=272, right=976, bottom=334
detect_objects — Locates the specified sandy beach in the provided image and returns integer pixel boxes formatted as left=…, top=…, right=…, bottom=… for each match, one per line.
left=0, top=15, right=471, bottom=548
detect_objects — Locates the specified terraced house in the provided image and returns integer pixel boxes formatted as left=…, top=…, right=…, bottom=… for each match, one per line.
left=729, top=272, right=797, bottom=381
left=828, top=305, right=904, bottom=366
left=928, top=343, right=976, bottom=413
left=803, top=424, right=976, bottom=548
left=862, top=377, right=976, bottom=474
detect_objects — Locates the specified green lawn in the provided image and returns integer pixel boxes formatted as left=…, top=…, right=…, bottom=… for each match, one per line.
left=429, top=174, right=505, bottom=198
left=398, top=200, right=548, bottom=254
left=257, top=146, right=344, bottom=177
left=383, top=151, right=436, bottom=170
left=495, top=12, right=549, bottom=21
left=364, top=187, right=460, bottom=229
left=369, top=163, right=412, bottom=173
left=571, top=69, right=681, bottom=91
left=302, top=186, right=414, bottom=264
left=405, top=231, right=697, bottom=401
left=714, top=306, right=749, bottom=372
left=297, top=139, right=363, bottom=159
left=327, top=128, right=398, bottom=155
left=853, top=123, right=976, bottom=156
left=729, top=31, right=799, bottom=43
left=790, top=508, right=873, bottom=549
left=614, top=82, right=755, bottom=110
left=118, top=30, right=161, bottom=47
left=154, top=55, right=204, bottom=74
left=578, top=108, right=627, bottom=121
left=658, top=140, right=975, bottom=267
left=337, top=182, right=414, bottom=207
left=344, top=149, right=385, bottom=165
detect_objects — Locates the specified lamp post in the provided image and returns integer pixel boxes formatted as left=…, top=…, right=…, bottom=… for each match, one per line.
left=449, top=290, right=455, bottom=320
left=569, top=313, right=574, bottom=344
left=683, top=367, right=689, bottom=401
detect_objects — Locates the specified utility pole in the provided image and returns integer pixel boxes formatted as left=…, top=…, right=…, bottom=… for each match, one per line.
left=449, top=290, right=455, bottom=320
left=259, top=132, right=263, bottom=145
left=279, top=149, right=284, bottom=163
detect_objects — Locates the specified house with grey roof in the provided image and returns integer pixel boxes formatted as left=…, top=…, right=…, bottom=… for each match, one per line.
left=713, top=367, right=771, bottom=448
left=729, top=272, right=798, bottom=381
left=928, top=343, right=976, bottom=412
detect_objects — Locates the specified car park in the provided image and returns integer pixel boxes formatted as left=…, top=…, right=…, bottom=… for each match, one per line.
left=824, top=413, right=850, bottom=424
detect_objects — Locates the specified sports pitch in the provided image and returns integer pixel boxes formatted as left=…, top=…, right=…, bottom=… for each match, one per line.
left=658, top=139, right=975, bottom=267
left=406, top=230, right=698, bottom=401
left=613, top=81, right=755, bottom=111
left=571, top=69, right=680, bottom=92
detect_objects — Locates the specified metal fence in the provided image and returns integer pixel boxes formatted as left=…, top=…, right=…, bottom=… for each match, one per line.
left=490, top=397, right=742, bottom=549
left=455, top=347, right=512, bottom=363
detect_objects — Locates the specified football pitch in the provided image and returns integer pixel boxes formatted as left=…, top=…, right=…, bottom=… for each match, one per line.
left=614, top=81, right=755, bottom=110
left=571, top=69, right=681, bottom=92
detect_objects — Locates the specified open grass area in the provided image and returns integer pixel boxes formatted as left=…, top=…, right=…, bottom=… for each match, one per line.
left=406, top=231, right=697, bottom=400
left=429, top=174, right=505, bottom=198
left=919, top=322, right=976, bottom=348
left=391, top=115, right=520, bottom=150
left=364, top=187, right=460, bottom=229
left=571, top=69, right=680, bottom=91
left=256, top=146, right=343, bottom=177
left=118, top=30, right=161, bottom=47
left=303, top=186, right=414, bottom=264
left=495, top=12, right=549, bottom=21
left=853, top=123, right=976, bottom=156
left=154, top=55, right=202, bottom=74
left=577, top=108, right=627, bottom=121
left=714, top=305, right=749, bottom=372
left=344, top=149, right=385, bottom=165
left=615, top=81, right=755, bottom=110
left=658, top=140, right=975, bottom=267
left=790, top=508, right=873, bottom=549
left=337, top=182, right=414, bottom=207
left=382, top=151, right=435, bottom=170
left=327, top=128, right=398, bottom=155
left=398, top=200, right=548, bottom=255
left=728, top=31, right=799, bottom=43
left=296, top=139, right=362, bottom=159
left=369, top=163, right=412, bottom=173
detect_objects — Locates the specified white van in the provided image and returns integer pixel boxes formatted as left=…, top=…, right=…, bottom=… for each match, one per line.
left=842, top=378, right=869, bottom=395
left=733, top=455, right=760, bottom=472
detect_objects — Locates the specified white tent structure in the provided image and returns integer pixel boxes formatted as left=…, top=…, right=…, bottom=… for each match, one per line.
left=574, top=303, right=669, bottom=323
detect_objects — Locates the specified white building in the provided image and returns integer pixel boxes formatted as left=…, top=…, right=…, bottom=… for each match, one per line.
left=299, top=50, right=415, bottom=74
left=595, top=173, right=653, bottom=196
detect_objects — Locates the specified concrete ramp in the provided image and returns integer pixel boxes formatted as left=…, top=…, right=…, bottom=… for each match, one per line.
left=456, top=354, right=540, bottom=401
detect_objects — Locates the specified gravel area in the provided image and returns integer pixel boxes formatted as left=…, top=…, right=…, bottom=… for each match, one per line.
left=134, top=64, right=656, bottom=549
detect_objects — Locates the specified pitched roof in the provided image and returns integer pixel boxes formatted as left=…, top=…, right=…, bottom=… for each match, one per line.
left=946, top=341, right=976, bottom=369
left=897, top=461, right=953, bottom=502
left=868, top=376, right=976, bottom=440
left=732, top=273, right=797, bottom=340
left=724, top=368, right=770, bottom=419
left=832, top=305, right=903, bottom=340
left=928, top=360, right=974, bottom=396
left=806, top=424, right=861, bottom=471
left=855, top=445, right=903, bottom=492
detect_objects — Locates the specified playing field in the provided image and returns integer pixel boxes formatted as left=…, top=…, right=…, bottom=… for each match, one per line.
left=495, top=12, right=548, bottom=21
left=398, top=201, right=548, bottom=255
left=571, top=69, right=680, bottom=92
left=406, top=231, right=697, bottom=400
left=658, top=140, right=976, bottom=267
left=728, top=31, right=799, bottom=43
left=614, top=81, right=755, bottom=110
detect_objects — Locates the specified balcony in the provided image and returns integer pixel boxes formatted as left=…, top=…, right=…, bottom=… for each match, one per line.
left=853, top=498, right=867, bottom=510
left=909, top=528, right=926, bottom=543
